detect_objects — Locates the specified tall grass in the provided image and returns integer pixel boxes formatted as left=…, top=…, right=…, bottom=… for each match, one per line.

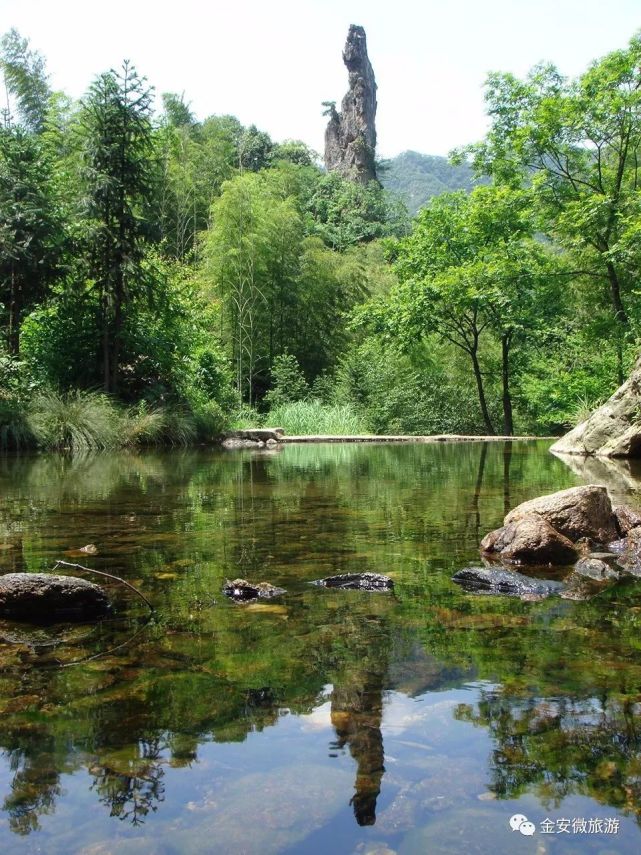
left=27, top=390, right=121, bottom=452
left=265, top=400, right=369, bottom=435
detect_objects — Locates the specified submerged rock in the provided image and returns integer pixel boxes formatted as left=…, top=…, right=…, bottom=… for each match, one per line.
left=311, top=572, right=393, bottom=591
left=609, top=528, right=641, bottom=576
left=504, top=485, right=618, bottom=544
left=614, top=505, right=641, bottom=536
left=452, top=566, right=564, bottom=598
left=222, top=578, right=286, bottom=603
left=480, top=513, right=578, bottom=565
left=573, top=557, right=619, bottom=582
left=0, top=573, right=111, bottom=623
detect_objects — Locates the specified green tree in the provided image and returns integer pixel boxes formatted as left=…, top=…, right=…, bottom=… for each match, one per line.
left=0, top=29, right=50, bottom=132
left=306, top=172, right=408, bottom=250
left=80, top=61, right=156, bottom=393
left=359, top=187, right=558, bottom=435
left=460, top=33, right=641, bottom=382
left=238, top=124, right=273, bottom=171
left=156, top=113, right=240, bottom=260
left=263, top=353, right=309, bottom=408
left=0, top=127, right=65, bottom=354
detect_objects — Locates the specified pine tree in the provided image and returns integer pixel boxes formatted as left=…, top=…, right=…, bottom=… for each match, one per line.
left=81, top=61, right=155, bottom=393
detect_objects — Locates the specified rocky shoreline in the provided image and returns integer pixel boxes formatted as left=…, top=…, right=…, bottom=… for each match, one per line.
left=454, top=484, right=641, bottom=601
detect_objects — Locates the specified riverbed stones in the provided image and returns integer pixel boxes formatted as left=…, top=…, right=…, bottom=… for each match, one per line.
left=311, top=572, right=394, bottom=591
left=452, top=567, right=564, bottom=598
left=0, top=573, right=111, bottom=622
left=222, top=578, right=287, bottom=602
left=504, top=485, right=618, bottom=544
left=480, top=513, right=578, bottom=565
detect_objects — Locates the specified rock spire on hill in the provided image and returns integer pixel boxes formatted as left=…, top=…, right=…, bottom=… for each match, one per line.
left=324, top=25, right=378, bottom=185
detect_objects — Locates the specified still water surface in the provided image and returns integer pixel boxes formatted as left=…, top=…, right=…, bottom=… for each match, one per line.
left=1, top=441, right=641, bottom=854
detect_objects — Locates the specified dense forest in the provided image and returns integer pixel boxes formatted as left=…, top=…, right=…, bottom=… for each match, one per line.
left=1, top=28, right=640, bottom=449
left=380, top=150, right=483, bottom=215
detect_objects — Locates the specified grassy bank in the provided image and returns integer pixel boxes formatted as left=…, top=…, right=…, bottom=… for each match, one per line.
left=0, top=391, right=228, bottom=452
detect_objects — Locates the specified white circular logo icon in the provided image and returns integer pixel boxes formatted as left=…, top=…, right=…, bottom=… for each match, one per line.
left=510, top=814, right=535, bottom=835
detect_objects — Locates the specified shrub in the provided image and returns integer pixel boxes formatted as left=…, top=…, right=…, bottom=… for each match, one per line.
left=263, top=353, right=309, bottom=409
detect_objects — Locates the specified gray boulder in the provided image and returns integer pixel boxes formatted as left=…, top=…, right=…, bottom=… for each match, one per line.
left=452, top=566, right=564, bottom=598
left=504, top=485, right=618, bottom=544
left=480, top=513, right=578, bottom=565
left=550, top=359, right=641, bottom=457
left=0, top=573, right=111, bottom=623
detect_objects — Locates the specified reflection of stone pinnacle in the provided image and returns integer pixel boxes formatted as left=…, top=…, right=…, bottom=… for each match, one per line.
left=330, top=670, right=385, bottom=826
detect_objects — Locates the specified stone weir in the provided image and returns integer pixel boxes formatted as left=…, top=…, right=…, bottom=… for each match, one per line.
left=222, top=430, right=551, bottom=448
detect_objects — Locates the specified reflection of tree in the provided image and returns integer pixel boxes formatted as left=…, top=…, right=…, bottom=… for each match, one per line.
left=3, top=738, right=62, bottom=835
left=90, top=737, right=166, bottom=826
left=502, top=441, right=512, bottom=517
left=456, top=688, right=641, bottom=824
left=466, top=443, right=487, bottom=541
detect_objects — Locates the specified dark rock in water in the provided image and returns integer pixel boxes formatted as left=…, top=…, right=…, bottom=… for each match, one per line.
left=504, top=485, right=618, bottom=544
left=480, top=513, right=578, bottom=565
left=452, top=566, right=564, bottom=598
left=312, top=572, right=393, bottom=591
left=324, top=25, right=378, bottom=184
left=573, top=558, right=619, bottom=582
left=0, top=573, right=111, bottom=623
left=222, top=578, right=286, bottom=603
left=614, top=504, right=641, bottom=536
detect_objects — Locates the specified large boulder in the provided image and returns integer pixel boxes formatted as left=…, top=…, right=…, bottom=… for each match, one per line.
left=480, top=513, right=578, bottom=565
left=550, top=359, right=641, bottom=457
left=452, top=566, right=564, bottom=598
left=0, top=573, right=111, bottom=623
left=504, top=485, right=618, bottom=544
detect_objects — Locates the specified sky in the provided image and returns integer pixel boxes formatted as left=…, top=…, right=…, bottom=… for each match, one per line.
left=1, top=0, right=640, bottom=157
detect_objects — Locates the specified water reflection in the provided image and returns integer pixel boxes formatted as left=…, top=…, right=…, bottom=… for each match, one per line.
left=0, top=442, right=640, bottom=853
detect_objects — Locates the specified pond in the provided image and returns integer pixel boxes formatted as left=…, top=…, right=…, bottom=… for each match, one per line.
left=1, top=440, right=641, bottom=854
